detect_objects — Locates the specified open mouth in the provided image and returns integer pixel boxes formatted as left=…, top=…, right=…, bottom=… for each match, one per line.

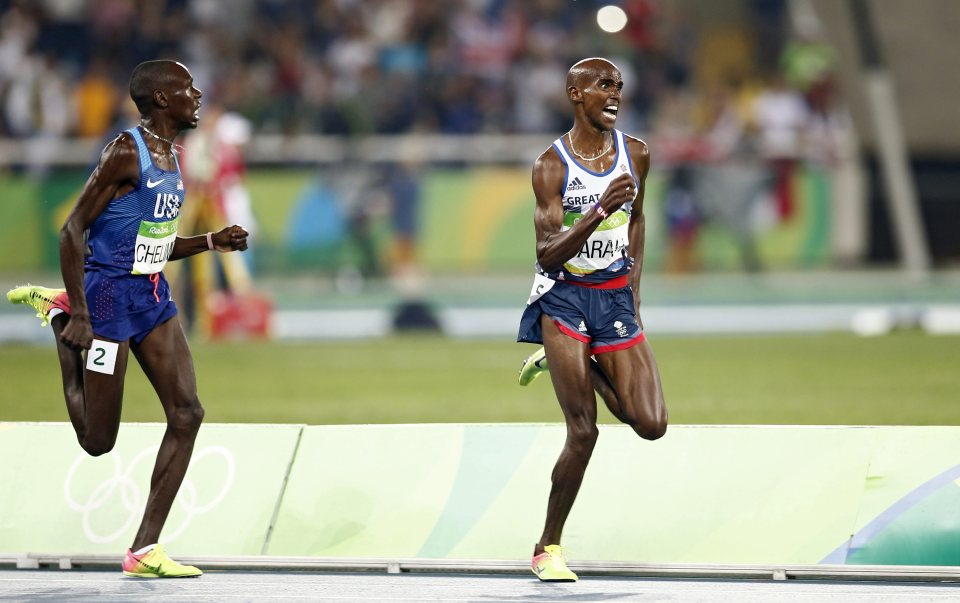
left=602, top=105, right=618, bottom=119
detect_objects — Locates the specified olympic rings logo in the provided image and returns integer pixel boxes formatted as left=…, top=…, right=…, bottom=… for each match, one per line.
left=63, top=445, right=235, bottom=544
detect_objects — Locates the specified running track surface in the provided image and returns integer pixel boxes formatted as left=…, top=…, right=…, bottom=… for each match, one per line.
left=1, top=570, right=959, bottom=602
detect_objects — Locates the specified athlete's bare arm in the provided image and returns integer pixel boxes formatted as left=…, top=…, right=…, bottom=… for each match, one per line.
left=169, top=224, right=249, bottom=260
left=59, top=133, right=141, bottom=350
left=625, top=136, right=651, bottom=320
left=533, top=149, right=638, bottom=273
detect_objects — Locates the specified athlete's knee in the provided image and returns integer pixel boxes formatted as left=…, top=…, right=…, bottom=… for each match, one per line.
left=630, top=406, right=668, bottom=441
left=79, top=432, right=118, bottom=457
left=567, top=416, right=599, bottom=453
left=169, top=398, right=204, bottom=434
left=633, top=418, right=667, bottom=441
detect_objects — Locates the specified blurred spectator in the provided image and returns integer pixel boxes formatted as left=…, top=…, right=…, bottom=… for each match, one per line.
left=73, top=56, right=120, bottom=138
left=178, top=103, right=259, bottom=332
left=383, top=139, right=425, bottom=295
left=0, top=4, right=38, bottom=134
left=663, top=165, right=701, bottom=273
left=509, top=46, right=566, bottom=134
left=182, top=103, right=258, bottom=255
left=751, top=72, right=809, bottom=221
left=4, top=52, right=70, bottom=176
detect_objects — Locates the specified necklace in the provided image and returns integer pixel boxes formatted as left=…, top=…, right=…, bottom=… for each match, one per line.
left=567, top=132, right=612, bottom=162
left=140, top=125, right=183, bottom=154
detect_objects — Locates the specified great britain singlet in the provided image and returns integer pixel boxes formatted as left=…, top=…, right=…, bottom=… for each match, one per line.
left=85, top=127, right=184, bottom=276
left=538, top=128, right=638, bottom=285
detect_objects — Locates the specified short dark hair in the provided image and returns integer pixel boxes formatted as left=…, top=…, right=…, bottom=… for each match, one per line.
left=129, top=60, right=180, bottom=115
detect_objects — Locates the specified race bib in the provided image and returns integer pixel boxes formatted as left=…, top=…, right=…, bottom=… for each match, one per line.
left=563, top=209, right=629, bottom=274
left=527, top=273, right=556, bottom=305
left=86, top=339, right=119, bottom=375
left=132, top=216, right=179, bottom=275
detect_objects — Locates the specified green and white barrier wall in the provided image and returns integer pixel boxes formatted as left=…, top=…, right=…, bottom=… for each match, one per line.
left=1, top=423, right=958, bottom=566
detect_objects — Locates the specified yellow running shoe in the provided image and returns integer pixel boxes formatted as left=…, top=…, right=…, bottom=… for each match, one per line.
left=518, top=346, right=548, bottom=386
left=531, top=544, right=578, bottom=582
left=122, top=544, right=202, bottom=578
left=6, top=284, right=70, bottom=327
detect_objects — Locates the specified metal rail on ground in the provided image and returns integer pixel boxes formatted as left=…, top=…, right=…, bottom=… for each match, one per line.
left=2, top=554, right=959, bottom=583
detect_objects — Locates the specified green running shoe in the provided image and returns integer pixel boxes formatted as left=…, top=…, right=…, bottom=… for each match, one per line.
left=7, top=284, right=70, bottom=327
left=122, top=544, right=202, bottom=578
left=518, top=346, right=548, bottom=386
left=531, top=545, right=578, bottom=582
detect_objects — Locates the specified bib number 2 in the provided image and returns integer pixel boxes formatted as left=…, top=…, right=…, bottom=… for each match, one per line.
left=86, top=339, right=120, bottom=375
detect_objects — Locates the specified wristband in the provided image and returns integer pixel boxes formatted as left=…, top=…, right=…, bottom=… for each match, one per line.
left=593, top=201, right=608, bottom=219
left=206, top=232, right=214, bottom=251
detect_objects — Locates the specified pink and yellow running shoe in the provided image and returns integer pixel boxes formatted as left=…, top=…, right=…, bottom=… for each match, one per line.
left=532, top=544, right=578, bottom=582
left=6, top=284, right=70, bottom=327
left=122, top=544, right=202, bottom=578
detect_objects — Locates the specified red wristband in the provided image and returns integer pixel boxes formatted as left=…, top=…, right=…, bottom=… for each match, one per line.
left=593, top=202, right=608, bottom=219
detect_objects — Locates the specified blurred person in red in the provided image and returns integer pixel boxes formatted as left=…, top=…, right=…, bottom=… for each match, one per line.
left=751, top=72, right=809, bottom=221
left=178, top=102, right=264, bottom=338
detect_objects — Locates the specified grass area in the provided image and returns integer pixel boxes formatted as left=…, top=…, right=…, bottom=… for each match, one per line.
left=0, top=332, right=957, bottom=426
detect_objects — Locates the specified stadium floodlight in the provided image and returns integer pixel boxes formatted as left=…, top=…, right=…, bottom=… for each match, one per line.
left=596, top=5, right=628, bottom=33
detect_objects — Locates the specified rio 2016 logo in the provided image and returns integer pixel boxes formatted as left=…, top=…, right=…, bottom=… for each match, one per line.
left=63, top=445, right=235, bottom=544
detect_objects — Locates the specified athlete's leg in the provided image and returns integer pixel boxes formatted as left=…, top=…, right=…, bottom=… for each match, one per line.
left=50, top=314, right=130, bottom=455
left=536, top=314, right=599, bottom=551
left=588, top=358, right=622, bottom=416
left=128, top=315, right=204, bottom=550
left=594, top=338, right=667, bottom=440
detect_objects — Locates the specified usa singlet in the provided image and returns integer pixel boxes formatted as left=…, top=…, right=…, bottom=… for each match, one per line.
left=86, top=127, right=184, bottom=276
left=83, top=127, right=183, bottom=343
left=540, top=128, right=638, bottom=285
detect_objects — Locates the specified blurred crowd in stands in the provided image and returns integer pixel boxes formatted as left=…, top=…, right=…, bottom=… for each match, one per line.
left=1, top=0, right=840, bottom=143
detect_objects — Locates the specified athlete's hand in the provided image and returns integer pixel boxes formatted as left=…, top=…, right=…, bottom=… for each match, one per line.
left=212, top=225, right=249, bottom=252
left=60, top=313, right=94, bottom=350
left=597, top=173, right=638, bottom=216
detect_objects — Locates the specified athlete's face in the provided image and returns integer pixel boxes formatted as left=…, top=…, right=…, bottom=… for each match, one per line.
left=166, top=64, right=203, bottom=130
left=573, top=62, right=623, bottom=130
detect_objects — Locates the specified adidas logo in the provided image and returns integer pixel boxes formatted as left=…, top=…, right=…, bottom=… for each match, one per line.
left=578, top=321, right=587, bottom=332
left=567, top=177, right=587, bottom=191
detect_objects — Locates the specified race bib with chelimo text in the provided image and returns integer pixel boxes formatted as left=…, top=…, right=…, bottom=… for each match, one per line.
left=132, top=216, right=179, bottom=275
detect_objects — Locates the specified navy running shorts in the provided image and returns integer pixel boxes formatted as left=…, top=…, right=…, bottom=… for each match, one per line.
left=517, top=279, right=645, bottom=354
left=84, top=270, right=178, bottom=343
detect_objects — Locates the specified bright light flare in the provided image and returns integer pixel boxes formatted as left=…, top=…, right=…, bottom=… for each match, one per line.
left=596, top=5, right=628, bottom=33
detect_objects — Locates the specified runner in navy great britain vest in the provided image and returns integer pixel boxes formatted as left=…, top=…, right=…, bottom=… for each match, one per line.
left=539, top=128, right=638, bottom=285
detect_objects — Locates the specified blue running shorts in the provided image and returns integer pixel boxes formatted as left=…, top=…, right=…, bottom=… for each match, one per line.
left=517, top=279, right=645, bottom=354
left=84, top=270, right=178, bottom=343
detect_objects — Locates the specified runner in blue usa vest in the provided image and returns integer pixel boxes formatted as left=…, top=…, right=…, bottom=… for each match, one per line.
left=517, top=58, right=668, bottom=582
left=8, top=60, right=248, bottom=578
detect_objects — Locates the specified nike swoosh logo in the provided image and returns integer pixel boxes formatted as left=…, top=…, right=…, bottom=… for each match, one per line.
left=146, top=178, right=165, bottom=189
left=139, top=561, right=162, bottom=574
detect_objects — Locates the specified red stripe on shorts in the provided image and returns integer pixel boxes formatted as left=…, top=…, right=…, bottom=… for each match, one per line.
left=554, top=320, right=591, bottom=343
left=568, top=275, right=629, bottom=289
left=592, top=331, right=646, bottom=354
